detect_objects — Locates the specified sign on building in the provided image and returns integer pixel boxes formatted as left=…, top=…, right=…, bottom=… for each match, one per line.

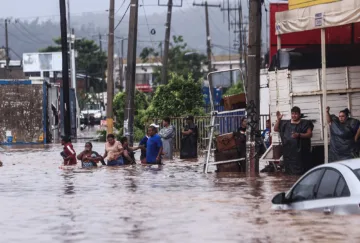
left=289, top=0, right=340, bottom=10
left=23, top=52, right=62, bottom=72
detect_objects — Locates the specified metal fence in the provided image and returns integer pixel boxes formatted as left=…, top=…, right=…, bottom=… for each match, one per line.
left=147, top=113, right=269, bottom=153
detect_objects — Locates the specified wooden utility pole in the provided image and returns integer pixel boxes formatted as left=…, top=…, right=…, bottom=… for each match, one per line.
left=125, top=0, right=139, bottom=146
left=161, top=0, right=173, bottom=85
left=4, top=19, right=9, bottom=69
left=99, top=33, right=106, bottom=104
left=119, top=38, right=125, bottom=91
left=194, top=1, right=220, bottom=97
left=106, top=0, right=115, bottom=135
left=246, top=0, right=262, bottom=174
left=59, top=0, right=71, bottom=137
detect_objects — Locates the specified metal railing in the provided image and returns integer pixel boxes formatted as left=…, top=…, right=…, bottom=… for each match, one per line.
left=146, top=114, right=269, bottom=153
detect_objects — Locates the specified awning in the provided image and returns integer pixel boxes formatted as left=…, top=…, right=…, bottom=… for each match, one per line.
left=276, top=0, right=360, bottom=35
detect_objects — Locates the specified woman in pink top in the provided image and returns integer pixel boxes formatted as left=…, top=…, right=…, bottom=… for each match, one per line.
left=103, top=134, right=124, bottom=166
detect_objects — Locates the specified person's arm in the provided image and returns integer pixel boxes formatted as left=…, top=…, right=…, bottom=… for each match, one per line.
left=156, top=147, right=163, bottom=162
left=273, top=111, right=283, bottom=132
left=326, top=106, right=332, bottom=125
left=160, top=126, right=175, bottom=139
left=182, top=129, right=193, bottom=136
left=293, top=128, right=313, bottom=139
left=123, top=150, right=135, bottom=163
left=156, top=138, right=163, bottom=162
left=117, top=142, right=124, bottom=155
left=77, top=151, right=84, bottom=161
left=355, top=127, right=360, bottom=142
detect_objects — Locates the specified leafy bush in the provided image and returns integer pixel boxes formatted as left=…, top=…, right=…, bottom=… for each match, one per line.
left=146, top=72, right=205, bottom=118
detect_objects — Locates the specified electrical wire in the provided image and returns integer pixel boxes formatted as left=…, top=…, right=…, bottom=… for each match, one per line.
left=15, top=21, right=48, bottom=44
left=141, top=0, right=155, bottom=49
left=115, top=0, right=127, bottom=14
left=0, top=24, right=34, bottom=45
left=115, top=3, right=131, bottom=30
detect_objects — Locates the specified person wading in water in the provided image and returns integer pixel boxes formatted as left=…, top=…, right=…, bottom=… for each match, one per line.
left=274, top=106, right=314, bottom=175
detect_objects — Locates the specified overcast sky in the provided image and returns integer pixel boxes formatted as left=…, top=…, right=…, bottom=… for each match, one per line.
left=0, top=0, right=192, bottom=20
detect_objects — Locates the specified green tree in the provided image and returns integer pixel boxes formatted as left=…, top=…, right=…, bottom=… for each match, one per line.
left=39, top=37, right=107, bottom=93
left=146, top=72, right=204, bottom=118
left=113, top=90, right=150, bottom=141
left=224, top=80, right=245, bottom=96
left=140, top=35, right=207, bottom=83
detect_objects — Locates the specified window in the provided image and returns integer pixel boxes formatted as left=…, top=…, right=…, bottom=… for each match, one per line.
left=291, top=169, right=324, bottom=202
left=316, top=169, right=341, bottom=199
left=334, top=177, right=350, bottom=197
left=354, top=169, right=360, bottom=181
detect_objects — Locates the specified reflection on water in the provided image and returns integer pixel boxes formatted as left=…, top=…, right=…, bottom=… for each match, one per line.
left=0, top=143, right=360, bottom=243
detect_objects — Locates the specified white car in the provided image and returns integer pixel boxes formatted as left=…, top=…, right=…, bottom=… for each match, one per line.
left=272, top=159, right=360, bottom=215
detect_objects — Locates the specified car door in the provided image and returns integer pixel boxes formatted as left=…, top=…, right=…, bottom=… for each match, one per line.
left=280, top=168, right=325, bottom=211
left=300, top=168, right=346, bottom=214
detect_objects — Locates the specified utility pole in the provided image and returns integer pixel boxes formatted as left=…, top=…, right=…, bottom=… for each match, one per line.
left=119, top=39, right=125, bottom=91
left=125, top=0, right=139, bottom=146
left=246, top=0, right=262, bottom=175
left=59, top=0, right=71, bottom=137
left=161, top=0, right=173, bottom=85
left=106, top=0, right=115, bottom=135
left=70, top=28, right=77, bottom=93
left=193, top=2, right=220, bottom=89
left=99, top=33, right=106, bottom=104
left=4, top=19, right=9, bottom=70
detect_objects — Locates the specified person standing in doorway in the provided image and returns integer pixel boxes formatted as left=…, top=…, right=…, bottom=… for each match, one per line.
left=274, top=107, right=314, bottom=175
left=159, top=117, right=176, bottom=160
left=146, top=125, right=163, bottom=164
left=180, top=116, right=198, bottom=159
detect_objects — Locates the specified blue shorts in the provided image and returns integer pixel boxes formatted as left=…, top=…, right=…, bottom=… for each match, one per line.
left=107, top=157, right=124, bottom=166
left=82, top=162, right=97, bottom=168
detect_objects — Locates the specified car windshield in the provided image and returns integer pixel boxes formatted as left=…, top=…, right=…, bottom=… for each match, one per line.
left=84, top=104, right=100, bottom=110
left=354, top=169, right=360, bottom=181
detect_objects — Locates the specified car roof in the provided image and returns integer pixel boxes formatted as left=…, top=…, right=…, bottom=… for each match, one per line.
left=336, top=158, right=360, bottom=170
left=312, top=159, right=360, bottom=171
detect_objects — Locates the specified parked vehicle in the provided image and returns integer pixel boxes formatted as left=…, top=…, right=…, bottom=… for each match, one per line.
left=80, top=103, right=105, bottom=125
left=272, top=159, right=360, bottom=215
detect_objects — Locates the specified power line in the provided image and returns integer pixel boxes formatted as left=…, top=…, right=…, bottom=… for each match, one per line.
left=141, top=0, right=155, bottom=49
left=15, top=21, right=48, bottom=43
left=115, top=3, right=131, bottom=30
left=115, top=0, right=127, bottom=14
left=0, top=24, right=34, bottom=45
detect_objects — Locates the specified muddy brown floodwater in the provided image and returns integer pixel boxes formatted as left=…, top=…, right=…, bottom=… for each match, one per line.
left=1, top=143, right=360, bottom=243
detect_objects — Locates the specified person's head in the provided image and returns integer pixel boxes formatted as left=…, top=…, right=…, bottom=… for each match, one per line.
left=107, top=134, right=116, bottom=145
left=120, top=136, right=128, bottom=146
left=291, top=106, right=301, bottom=122
left=339, top=108, right=350, bottom=123
left=61, top=136, right=71, bottom=145
left=85, top=142, right=93, bottom=151
left=148, top=126, right=157, bottom=136
left=266, top=119, right=270, bottom=129
left=241, top=117, right=247, bottom=128
left=186, top=115, right=194, bottom=124
left=163, top=117, right=170, bottom=127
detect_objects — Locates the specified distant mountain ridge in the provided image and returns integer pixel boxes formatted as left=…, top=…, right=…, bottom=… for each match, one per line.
left=0, top=4, right=268, bottom=60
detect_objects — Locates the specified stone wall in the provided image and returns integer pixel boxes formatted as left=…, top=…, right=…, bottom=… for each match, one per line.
left=0, top=84, right=44, bottom=143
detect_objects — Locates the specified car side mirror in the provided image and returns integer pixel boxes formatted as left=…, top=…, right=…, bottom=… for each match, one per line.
left=272, top=192, right=288, bottom=204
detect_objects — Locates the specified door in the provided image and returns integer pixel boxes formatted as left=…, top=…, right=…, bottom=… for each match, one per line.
left=303, top=168, right=349, bottom=214
left=283, top=168, right=325, bottom=210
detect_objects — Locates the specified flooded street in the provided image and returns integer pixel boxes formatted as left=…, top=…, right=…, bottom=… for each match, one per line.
left=1, top=143, right=360, bottom=243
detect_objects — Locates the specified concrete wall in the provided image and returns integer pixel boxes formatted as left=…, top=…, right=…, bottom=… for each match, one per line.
left=0, top=82, right=44, bottom=143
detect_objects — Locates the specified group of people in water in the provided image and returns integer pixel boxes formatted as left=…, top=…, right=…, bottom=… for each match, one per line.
left=60, top=116, right=199, bottom=167
left=273, top=106, right=360, bottom=175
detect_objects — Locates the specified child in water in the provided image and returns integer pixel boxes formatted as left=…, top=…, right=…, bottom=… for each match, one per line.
left=60, top=136, right=77, bottom=165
